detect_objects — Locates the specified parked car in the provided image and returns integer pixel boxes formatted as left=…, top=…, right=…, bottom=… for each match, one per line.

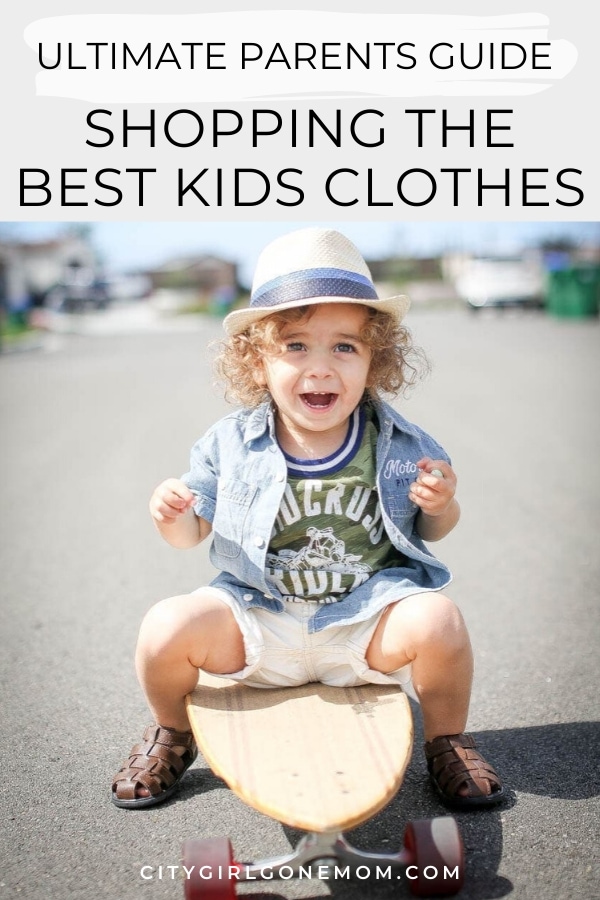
left=454, top=255, right=545, bottom=311
left=44, top=269, right=110, bottom=312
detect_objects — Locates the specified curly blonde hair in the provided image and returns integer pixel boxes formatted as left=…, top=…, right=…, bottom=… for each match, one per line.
left=214, top=304, right=429, bottom=408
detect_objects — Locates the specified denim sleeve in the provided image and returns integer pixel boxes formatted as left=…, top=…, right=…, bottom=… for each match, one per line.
left=430, top=438, right=451, bottom=466
left=180, top=436, right=218, bottom=524
left=415, top=426, right=452, bottom=467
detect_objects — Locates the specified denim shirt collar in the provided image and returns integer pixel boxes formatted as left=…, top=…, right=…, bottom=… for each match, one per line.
left=243, top=401, right=277, bottom=445
left=242, top=395, right=423, bottom=447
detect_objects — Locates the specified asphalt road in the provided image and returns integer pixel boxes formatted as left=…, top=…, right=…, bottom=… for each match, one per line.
left=1, top=306, right=598, bottom=900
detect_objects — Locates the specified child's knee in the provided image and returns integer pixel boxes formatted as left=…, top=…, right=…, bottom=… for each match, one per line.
left=391, top=592, right=470, bottom=656
left=137, top=594, right=195, bottom=653
left=415, top=593, right=471, bottom=655
left=136, top=590, right=245, bottom=668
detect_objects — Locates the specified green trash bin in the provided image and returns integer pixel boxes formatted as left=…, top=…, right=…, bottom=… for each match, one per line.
left=546, top=265, right=600, bottom=318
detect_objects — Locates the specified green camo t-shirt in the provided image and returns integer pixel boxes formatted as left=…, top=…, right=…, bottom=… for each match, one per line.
left=266, top=406, right=404, bottom=604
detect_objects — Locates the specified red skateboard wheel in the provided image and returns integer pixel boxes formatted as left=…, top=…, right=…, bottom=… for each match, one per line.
left=403, top=817, right=465, bottom=897
left=182, top=836, right=238, bottom=899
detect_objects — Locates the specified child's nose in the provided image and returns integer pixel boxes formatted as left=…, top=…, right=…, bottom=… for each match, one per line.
left=305, top=350, right=333, bottom=378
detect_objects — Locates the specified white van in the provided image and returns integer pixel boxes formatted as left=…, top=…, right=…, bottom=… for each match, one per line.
left=453, top=255, right=545, bottom=311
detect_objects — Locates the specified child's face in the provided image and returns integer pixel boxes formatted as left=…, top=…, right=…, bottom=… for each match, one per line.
left=255, top=303, right=372, bottom=449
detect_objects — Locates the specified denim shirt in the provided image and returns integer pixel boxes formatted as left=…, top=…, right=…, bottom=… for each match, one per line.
left=182, top=397, right=452, bottom=633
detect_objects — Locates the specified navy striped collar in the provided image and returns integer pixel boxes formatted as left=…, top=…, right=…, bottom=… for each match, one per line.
left=283, top=407, right=365, bottom=477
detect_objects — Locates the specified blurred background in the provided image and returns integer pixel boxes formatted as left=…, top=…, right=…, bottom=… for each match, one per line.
left=1, top=220, right=599, bottom=350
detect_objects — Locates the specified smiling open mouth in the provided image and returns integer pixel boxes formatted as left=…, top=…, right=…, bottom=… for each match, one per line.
left=301, top=392, right=337, bottom=409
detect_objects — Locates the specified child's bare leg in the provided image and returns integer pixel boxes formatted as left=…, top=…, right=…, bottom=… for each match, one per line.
left=135, top=589, right=246, bottom=732
left=365, top=592, right=473, bottom=741
left=366, top=593, right=503, bottom=807
left=112, top=590, right=246, bottom=807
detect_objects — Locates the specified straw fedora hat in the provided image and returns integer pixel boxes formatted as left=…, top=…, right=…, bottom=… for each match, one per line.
left=223, top=227, right=410, bottom=336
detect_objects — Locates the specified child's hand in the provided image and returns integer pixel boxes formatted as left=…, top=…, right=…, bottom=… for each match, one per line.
left=149, top=478, right=196, bottom=525
left=409, top=458, right=457, bottom=517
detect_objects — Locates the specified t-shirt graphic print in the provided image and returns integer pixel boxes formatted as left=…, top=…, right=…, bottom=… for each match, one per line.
left=266, top=407, right=404, bottom=604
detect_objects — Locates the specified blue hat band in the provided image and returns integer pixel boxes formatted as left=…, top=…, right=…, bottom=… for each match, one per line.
left=251, top=268, right=378, bottom=309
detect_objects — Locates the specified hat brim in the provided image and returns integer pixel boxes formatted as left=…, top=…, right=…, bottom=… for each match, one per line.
left=223, top=293, right=411, bottom=336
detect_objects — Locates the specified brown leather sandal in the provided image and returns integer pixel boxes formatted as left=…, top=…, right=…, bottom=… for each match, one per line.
left=111, top=725, right=198, bottom=809
left=424, top=733, right=504, bottom=810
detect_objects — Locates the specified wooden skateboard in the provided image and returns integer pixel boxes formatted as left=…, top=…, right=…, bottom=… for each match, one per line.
left=183, top=673, right=464, bottom=898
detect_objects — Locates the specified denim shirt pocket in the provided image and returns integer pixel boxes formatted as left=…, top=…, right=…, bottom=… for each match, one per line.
left=212, top=478, right=257, bottom=559
left=385, top=493, right=418, bottom=533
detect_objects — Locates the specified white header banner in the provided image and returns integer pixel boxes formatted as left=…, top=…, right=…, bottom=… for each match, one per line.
left=25, top=12, right=577, bottom=103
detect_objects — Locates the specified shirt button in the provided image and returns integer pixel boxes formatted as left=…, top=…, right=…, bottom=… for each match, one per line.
left=254, top=536, right=265, bottom=548
left=276, top=471, right=285, bottom=482
left=243, top=593, right=253, bottom=602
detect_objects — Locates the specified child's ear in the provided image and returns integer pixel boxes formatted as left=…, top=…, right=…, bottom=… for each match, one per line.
left=253, top=360, right=267, bottom=387
left=365, top=361, right=375, bottom=389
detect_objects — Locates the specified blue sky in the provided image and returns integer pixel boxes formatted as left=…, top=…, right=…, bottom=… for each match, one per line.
left=4, top=220, right=599, bottom=287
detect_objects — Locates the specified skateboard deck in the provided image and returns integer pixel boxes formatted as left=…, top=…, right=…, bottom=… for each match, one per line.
left=186, top=674, right=413, bottom=833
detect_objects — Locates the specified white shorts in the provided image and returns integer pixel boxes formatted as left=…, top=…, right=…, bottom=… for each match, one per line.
left=204, top=590, right=412, bottom=690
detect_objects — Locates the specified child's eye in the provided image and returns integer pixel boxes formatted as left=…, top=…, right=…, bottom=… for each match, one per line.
left=286, top=341, right=305, bottom=352
left=335, top=342, right=357, bottom=353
